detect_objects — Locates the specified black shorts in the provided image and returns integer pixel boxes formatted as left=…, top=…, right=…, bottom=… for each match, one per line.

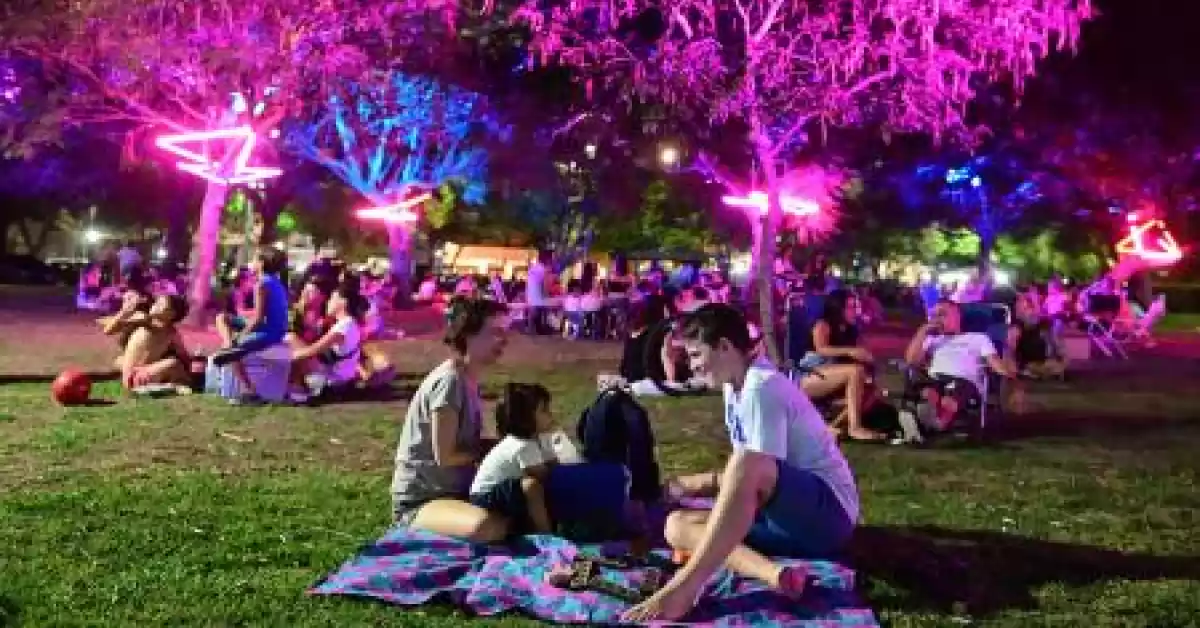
left=469, top=478, right=532, bottom=532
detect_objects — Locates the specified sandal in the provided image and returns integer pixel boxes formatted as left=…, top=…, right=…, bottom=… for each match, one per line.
left=545, top=557, right=664, bottom=603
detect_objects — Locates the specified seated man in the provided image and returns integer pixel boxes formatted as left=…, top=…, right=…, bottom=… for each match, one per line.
left=903, top=299, right=1015, bottom=430
left=101, top=293, right=192, bottom=390
left=622, top=304, right=857, bottom=622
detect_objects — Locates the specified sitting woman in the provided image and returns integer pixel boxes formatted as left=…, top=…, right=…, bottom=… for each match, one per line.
left=288, top=281, right=368, bottom=399
left=102, top=293, right=192, bottom=390
left=797, top=289, right=885, bottom=441
left=392, top=296, right=512, bottom=542
left=212, top=249, right=291, bottom=403
left=286, top=279, right=330, bottom=347
left=1006, top=294, right=1066, bottom=413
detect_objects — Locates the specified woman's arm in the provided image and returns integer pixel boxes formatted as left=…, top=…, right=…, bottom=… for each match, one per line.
left=292, top=329, right=344, bottom=361
left=811, top=321, right=857, bottom=358
left=431, top=406, right=476, bottom=467
left=242, top=283, right=266, bottom=331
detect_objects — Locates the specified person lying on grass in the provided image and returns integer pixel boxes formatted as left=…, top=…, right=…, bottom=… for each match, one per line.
left=468, top=383, right=563, bottom=535
left=100, top=292, right=193, bottom=390
left=621, top=303, right=859, bottom=622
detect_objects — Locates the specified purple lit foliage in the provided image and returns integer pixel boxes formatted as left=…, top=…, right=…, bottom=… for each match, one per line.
left=513, top=0, right=1094, bottom=361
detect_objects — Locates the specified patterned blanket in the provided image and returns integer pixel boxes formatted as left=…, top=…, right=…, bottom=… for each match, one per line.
left=310, top=527, right=878, bottom=626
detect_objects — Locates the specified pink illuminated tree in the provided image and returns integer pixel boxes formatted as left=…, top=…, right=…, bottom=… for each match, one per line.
left=514, top=0, right=1094, bottom=361
left=1, top=0, right=448, bottom=319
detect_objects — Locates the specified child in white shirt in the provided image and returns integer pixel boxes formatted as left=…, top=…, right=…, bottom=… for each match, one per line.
left=469, top=383, right=580, bottom=533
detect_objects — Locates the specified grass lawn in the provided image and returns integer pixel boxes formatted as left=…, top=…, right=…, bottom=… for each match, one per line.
left=1, top=287, right=1198, bottom=627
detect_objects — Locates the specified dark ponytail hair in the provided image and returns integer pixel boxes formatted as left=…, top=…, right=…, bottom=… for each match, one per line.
left=443, top=296, right=508, bottom=353
left=495, top=382, right=550, bottom=440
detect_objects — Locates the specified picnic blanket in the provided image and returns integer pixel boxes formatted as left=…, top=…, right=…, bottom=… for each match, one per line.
left=309, top=526, right=878, bottom=626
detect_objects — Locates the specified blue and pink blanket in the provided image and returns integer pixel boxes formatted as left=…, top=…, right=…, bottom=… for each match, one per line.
left=310, top=527, right=878, bottom=626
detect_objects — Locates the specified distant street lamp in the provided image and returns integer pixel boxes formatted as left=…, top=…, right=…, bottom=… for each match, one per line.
left=659, top=145, right=679, bottom=167
left=584, top=143, right=597, bottom=159
left=83, top=229, right=102, bottom=244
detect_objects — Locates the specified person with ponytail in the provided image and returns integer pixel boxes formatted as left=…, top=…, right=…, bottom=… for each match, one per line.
left=391, top=296, right=512, bottom=541
left=288, top=276, right=369, bottom=399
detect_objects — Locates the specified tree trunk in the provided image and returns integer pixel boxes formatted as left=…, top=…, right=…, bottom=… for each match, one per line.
left=185, top=181, right=229, bottom=325
left=978, top=232, right=994, bottom=280
left=755, top=146, right=783, bottom=366
left=386, top=222, right=414, bottom=308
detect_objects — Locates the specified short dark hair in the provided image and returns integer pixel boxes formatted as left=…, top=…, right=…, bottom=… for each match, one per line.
left=495, top=383, right=550, bottom=440
left=690, top=285, right=710, bottom=302
left=679, top=303, right=754, bottom=353
left=258, top=248, right=287, bottom=275
left=443, top=296, right=507, bottom=353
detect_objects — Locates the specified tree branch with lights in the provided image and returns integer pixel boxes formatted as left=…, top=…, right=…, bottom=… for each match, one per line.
left=514, top=0, right=1094, bottom=363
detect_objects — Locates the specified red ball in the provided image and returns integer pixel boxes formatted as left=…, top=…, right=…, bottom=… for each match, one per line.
left=52, top=368, right=92, bottom=406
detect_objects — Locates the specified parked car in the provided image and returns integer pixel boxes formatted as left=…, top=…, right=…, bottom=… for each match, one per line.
left=0, top=254, right=64, bottom=285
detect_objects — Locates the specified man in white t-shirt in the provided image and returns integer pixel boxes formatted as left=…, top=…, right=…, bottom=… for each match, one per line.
left=903, top=299, right=1013, bottom=429
left=622, top=303, right=858, bottom=622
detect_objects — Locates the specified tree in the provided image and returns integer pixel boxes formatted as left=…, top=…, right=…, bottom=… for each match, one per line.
left=2, top=0, right=412, bottom=319
left=286, top=72, right=506, bottom=303
left=515, top=0, right=1094, bottom=362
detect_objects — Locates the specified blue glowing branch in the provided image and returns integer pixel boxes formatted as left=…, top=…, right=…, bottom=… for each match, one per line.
left=287, top=72, right=504, bottom=207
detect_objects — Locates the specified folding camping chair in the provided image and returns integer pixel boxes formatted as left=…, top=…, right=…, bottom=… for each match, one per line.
left=893, top=301, right=1010, bottom=438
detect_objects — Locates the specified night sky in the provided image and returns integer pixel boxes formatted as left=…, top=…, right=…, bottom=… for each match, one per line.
left=1069, top=0, right=1200, bottom=99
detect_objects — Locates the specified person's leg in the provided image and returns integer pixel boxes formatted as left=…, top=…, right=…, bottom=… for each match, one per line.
left=406, top=498, right=511, bottom=543
left=520, top=476, right=553, bottom=533
left=622, top=453, right=805, bottom=622
left=215, top=314, right=242, bottom=348
left=661, top=509, right=797, bottom=590
left=840, top=364, right=884, bottom=440
left=799, top=364, right=851, bottom=399
left=137, top=357, right=187, bottom=385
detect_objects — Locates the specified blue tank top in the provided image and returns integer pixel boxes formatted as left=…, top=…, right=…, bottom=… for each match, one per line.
left=256, top=274, right=290, bottom=341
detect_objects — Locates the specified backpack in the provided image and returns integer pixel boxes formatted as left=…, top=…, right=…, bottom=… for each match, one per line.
left=576, top=388, right=663, bottom=503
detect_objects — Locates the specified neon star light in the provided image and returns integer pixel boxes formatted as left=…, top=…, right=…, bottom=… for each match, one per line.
left=1115, top=219, right=1183, bottom=265
left=722, top=191, right=820, bottom=217
left=155, top=126, right=282, bottom=185
left=355, top=192, right=434, bottom=224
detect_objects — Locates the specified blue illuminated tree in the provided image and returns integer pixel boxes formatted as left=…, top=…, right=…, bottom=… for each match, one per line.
left=286, top=72, right=506, bottom=300
left=900, top=147, right=1076, bottom=276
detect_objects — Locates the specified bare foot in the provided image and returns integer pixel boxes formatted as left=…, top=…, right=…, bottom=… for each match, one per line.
left=775, top=565, right=807, bottom=597
left=846, top=428, right=886, bottom=441
left=545, top=564, right=575, bottom=588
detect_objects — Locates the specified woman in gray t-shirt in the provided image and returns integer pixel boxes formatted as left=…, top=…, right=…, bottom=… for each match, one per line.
left=391, top=297, right=511, bottom=542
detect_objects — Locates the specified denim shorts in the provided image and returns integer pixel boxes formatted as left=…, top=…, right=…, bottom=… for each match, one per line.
left=745, top=459, right=855, bottom=558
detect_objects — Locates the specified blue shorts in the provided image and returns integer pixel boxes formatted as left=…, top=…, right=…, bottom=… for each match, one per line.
left=227, top=315, right=284, bottom=353
left=469, top=478, right=532, bottom=532
left=745, top=459, right=855, bottom=558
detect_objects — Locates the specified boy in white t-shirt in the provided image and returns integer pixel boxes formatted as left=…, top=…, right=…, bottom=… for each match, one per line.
left=623, top=304, right=858, bottom=623
left=903, top=299, right=1014, bottom=429
left=469, top=383, right=580, bottom=533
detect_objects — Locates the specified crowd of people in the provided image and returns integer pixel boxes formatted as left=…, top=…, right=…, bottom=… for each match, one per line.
left=95, top=247, right=394, bottom=402
left=78, top=242, right=1155, bottom=621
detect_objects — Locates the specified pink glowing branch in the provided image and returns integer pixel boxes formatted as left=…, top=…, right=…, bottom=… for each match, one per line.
left=155, top=126, right=282, bottom=185
left=721, top=191, right=820, bottom=217
left=355, top=192, right=434, bottom=224
left=1115, top=219, right=1183, bottom=266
